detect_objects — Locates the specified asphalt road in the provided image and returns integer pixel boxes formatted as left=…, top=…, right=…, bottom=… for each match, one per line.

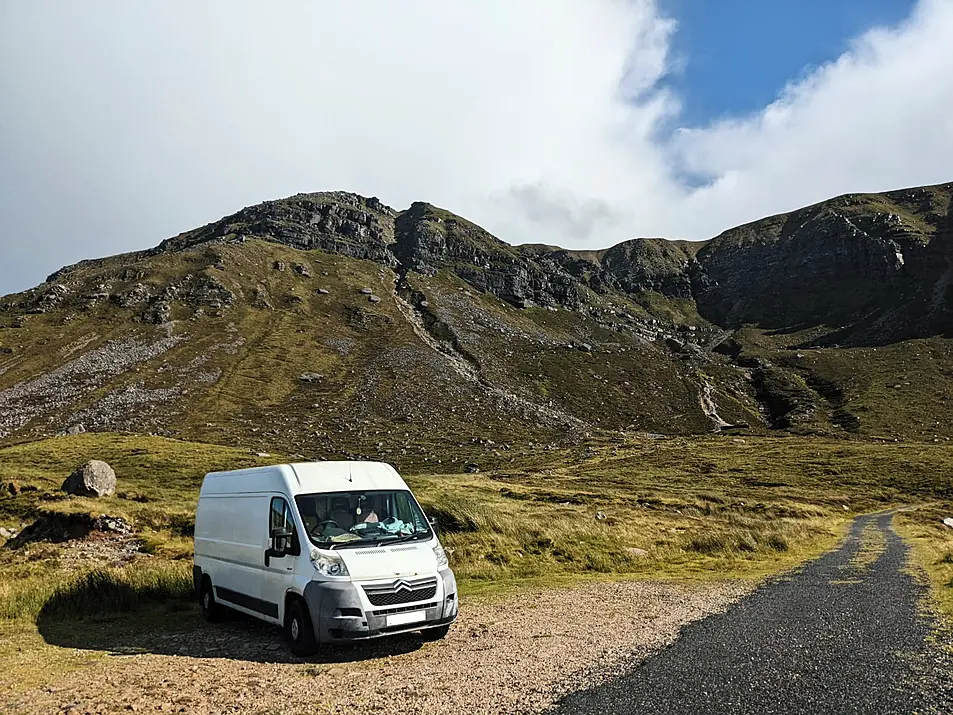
left=556, top=513, right=953, bottom=715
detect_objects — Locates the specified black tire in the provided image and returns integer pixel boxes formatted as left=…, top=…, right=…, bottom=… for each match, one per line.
left=199, top=577, right=223, bottom=622
left=420, top=624, right=451, bottom=642
left=286, top=599, right=319, bottom=656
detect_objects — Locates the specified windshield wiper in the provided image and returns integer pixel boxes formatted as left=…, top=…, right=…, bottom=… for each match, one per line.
left=376, top=531, right=429, bottom=547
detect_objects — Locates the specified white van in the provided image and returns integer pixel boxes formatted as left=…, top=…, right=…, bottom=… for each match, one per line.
left=192, top=461, right=458, bottom=655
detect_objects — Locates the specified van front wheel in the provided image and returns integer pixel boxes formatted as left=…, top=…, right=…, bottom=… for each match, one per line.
left=420, top=624, right=451, bottom=641
left=286, top=599, right=318, bottom=656
left=199, top=578, right=223, bottom=622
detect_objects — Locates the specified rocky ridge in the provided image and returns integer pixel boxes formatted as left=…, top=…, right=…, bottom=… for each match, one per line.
left=107, top=182, right=953, bottom=344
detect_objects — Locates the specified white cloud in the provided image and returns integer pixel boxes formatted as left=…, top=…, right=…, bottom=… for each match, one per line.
left=1, top=0, right=951, bottom=294
left=674, top=0, right=953, bottom=237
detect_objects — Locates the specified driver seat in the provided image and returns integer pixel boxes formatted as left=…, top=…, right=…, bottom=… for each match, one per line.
left=329, top=498, right=354, bottom=529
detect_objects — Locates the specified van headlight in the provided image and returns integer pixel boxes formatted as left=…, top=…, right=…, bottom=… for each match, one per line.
left=310, top=549, right=349, bottom=577
left=432, top=540, right=449, bottom=568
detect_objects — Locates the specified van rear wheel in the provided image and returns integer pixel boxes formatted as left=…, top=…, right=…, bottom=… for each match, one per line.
left=199, top=577, right=223, bottom=622
left=286, top=599, right=318, bottom=656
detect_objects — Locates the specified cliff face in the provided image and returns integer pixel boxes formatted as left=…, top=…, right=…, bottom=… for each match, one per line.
left=692, top=184, right=953, bottom=343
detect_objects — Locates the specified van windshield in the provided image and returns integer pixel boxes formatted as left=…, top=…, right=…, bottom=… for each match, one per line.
left=295, top=489, right=432, bottom=548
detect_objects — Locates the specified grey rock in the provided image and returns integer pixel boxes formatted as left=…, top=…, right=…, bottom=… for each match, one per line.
left=97, top=515, right=132, bottom=534
left=359, top=288, right=373, bottom=295
left=252, top=284, right=273, bottom=310
left=578, top=343, right=593, bottom=353
left=942, top=518, right=953, bottom=529
left=115, top=283, right=151, bottom=308
left=141, top=300, right=172, bottom=324
left=61, top=460, right=116, bottom=497
left=368, top=295, right=381, bottom=303
left=292, top=263, right=312, bottom=277
left=299, top=372, right=324, bottom=383
left=0, top=527, right=17, bottom=539
left=273, top=260, right=286, bottom=271
left=316, top=288, right=331, bottom=295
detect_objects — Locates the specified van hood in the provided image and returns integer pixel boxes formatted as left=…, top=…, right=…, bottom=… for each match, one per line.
left=336, top=541, right=438, bottom=580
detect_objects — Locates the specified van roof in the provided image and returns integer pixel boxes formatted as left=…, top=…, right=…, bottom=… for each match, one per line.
left=201, top=461, right=408, bottom=497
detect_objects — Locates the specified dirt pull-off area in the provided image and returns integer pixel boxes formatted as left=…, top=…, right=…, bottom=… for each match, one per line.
left=6, top=580, right=747, bottom=715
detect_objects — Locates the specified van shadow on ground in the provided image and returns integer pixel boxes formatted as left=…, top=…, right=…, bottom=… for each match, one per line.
left=37, top=605, right=426, bottom=665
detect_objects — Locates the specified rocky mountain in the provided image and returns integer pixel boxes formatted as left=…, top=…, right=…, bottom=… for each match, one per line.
left=1, top=182, right=951, bottom=470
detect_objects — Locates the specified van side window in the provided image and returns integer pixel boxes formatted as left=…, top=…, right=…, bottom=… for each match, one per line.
left=269, top=497, right=300, bottom=554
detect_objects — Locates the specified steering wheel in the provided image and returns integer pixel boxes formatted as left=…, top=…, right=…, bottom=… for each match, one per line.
left=311, top=519, right=341, bottom=537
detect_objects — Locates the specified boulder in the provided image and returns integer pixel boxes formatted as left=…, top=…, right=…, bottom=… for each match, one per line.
left=299, top=372, right=324, bottom=383
left=942, top=517, right=953, bottom=529
left=61, top=460, right=116, bottom=497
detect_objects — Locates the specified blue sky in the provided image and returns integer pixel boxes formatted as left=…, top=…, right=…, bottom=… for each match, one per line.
left=1, top=0, right=952, bottom=295
left=662, top=0, right=917, bottom=125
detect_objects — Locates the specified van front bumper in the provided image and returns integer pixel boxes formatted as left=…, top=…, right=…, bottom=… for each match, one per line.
left=303, top=569, right=458, bottom=644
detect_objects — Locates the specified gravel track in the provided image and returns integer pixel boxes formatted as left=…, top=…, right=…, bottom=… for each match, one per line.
left=6, top=580, right=747, bottom=715
left=555, top=513, right=953, bottom=715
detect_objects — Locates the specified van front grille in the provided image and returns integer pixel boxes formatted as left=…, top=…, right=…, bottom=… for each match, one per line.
left=372, top=602, right=438, bottom=617
left=363, top=577, right=438, bottom=606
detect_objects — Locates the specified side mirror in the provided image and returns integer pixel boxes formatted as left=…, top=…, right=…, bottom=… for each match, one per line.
left=271, top=527, right=292, bottom=553
left=427, top=515, right=439, bottom=535
left=265, top=527, right=293, bottom=566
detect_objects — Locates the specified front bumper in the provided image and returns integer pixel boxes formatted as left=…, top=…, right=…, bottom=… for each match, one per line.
left=303, top=568, right=458, bottom=644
